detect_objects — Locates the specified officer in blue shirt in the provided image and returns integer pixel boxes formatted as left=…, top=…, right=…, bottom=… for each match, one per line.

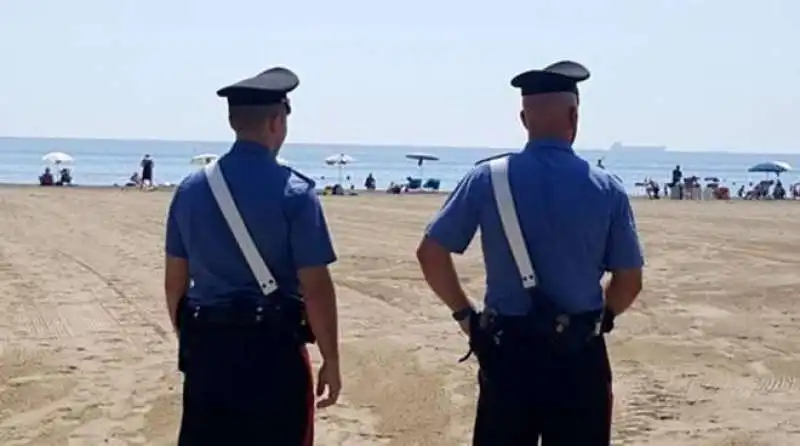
left=416, top=61, right=644, bottom=446
left=164, top=67, right=341, bottom=445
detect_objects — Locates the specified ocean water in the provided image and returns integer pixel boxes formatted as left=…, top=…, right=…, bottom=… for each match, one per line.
left=2, top=136, right=799, bottom=194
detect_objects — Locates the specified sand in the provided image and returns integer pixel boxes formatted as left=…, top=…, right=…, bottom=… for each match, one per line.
left=0, top=186, right=799, bottom=445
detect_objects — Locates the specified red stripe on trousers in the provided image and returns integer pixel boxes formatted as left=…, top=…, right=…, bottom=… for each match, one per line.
left=302, top=347, right=314, bottom=446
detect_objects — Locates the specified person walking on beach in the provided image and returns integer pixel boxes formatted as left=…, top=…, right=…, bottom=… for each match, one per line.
left=163, top=66, right=341, bottom=445
left=416, top=61, right=644, bottom=445
left=140, top=154, right=154, bottom=189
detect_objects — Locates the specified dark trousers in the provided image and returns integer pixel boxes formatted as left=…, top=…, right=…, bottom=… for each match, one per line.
left=472, top=329, right=612, bottom=446
left=177, top=323, right=314, bottom=445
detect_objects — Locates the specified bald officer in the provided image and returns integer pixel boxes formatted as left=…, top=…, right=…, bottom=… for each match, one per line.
left=164, top=67, right=341, bottom=445
left=416, top=61, right=644, bottom=445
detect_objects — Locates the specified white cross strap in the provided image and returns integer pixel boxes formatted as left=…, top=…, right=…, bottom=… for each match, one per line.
left=488, top=157, right=538, bottom=289
left=204, top=161, right=279, bottom=296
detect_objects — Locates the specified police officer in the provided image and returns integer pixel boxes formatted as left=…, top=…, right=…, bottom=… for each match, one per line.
left=164, top=67, right=341, bottom=445
left=416, top=61, right=644, bottom=445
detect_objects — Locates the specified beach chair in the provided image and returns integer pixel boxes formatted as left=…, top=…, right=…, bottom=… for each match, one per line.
left=405, top=177, right=422, bottom=191
left=423, top=178, right=441, bottom=191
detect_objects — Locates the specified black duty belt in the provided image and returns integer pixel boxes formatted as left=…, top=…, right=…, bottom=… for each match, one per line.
left=461, top=305, right=606, bottom=362
left=177, top=296, right=315, bottom=344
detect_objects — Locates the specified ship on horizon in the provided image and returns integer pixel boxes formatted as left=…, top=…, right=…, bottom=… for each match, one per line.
left=608, top=141, right=667, bottom=152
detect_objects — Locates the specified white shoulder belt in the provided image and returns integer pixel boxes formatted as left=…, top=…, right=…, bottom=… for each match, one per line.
left=204, top=161, right=279, bottom=296
left=488, top=157, right=538, bottom=290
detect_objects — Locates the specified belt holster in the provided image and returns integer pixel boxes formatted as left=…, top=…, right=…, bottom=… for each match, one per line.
left=461, top=310, right=503, bottom=376
left=525, top=289, right=603, bottom=355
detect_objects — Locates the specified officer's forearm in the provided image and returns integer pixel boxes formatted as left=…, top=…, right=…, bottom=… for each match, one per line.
left=417, top=243, right=471, bottom=312
left=165, top=293, right=183, bottom=332
left=306, top=296, right=339, bottom=363
left=604, top=270, right=643, bottom=315
left=164, top=256, right=190, bottom=333
left=299, top=267, right=340, bottom=363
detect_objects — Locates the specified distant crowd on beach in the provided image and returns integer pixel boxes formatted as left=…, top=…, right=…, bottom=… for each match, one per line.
left=627, top=163, right=798, bottom=201
left=318, top=171, right=443, bottom=196
left=37, top=151, right=796, bottom=202
left=40, top=153, right=158, bottom=190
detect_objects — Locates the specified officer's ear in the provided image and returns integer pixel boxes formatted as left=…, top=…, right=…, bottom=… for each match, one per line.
left=569, top=106, right=578, bottom=129
left=519, top=110, right=528, bottom=130
left=266, top=112, right=286, bottom=133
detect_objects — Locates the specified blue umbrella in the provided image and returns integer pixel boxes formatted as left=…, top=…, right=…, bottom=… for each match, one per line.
left=405, top=152, right=439, bottom=177
left=747, top=161, right=791, bottom=174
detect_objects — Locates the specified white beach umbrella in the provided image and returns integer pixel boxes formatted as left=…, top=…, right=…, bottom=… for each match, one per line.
left=324, top=153, right=354, bottom=184
left=190, top=153, right=219, bottom=166
left=324, top=153, right=354, bottom=166
left=42, top=152, right=73, bottom=164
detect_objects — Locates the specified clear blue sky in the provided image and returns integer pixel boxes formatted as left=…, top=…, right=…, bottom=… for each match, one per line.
left=1, top=0, right=798, bottom=152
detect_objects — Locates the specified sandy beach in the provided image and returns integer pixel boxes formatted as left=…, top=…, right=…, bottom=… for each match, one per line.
left=0, top=187, right=799, bottom=445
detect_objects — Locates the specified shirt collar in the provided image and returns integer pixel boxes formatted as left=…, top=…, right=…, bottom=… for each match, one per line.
left=230, top=140, right=278, bottom=163
left=524, top=138, right=574, bottom=153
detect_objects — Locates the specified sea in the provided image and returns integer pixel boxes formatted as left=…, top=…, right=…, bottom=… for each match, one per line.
left=2, top=136, right=799, bottom=195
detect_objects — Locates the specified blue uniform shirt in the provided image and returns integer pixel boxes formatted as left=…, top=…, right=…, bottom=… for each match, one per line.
left=165, top=141, right=337, bottom=305
left=426, top=139, right=644, bottom=316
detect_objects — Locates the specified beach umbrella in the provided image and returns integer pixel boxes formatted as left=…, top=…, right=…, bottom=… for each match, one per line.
left=324, top=153, right=354, bottom=184
left=190, top=153, right=219, bottom=166
left=324, top=153, right=354, bottom=165
left=42, top=152, right=73, bottom=164
left=747, top=161, right=791, bottom=175
left=405, top=152, right=439, bottom=178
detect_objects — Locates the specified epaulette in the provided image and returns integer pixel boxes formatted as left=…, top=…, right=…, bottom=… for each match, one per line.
left=609, top=172, right=625, bottom=187
left=286, top=166, right=316, bottom=189
left=474, top=152, right=514, bottom=166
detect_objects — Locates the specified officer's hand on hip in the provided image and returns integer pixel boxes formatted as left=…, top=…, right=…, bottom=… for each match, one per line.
left=458, top=319, right=470, bottom=336
left=452, top=307, right=475, bottom=336
left=316, top=360, right=342, bottom=409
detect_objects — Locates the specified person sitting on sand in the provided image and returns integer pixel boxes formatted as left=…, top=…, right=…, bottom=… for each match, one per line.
left=364, top=173, right=376, bottom=190
left=125, top=171, right=141, bottom=187
left=386, top=182, right=402, bottom=194
left=647, top=178, right=661, bottom=199
left=39, top=167, right=54, bottom=186
left=773, top=180, right=786, bottom=200
left=56, top=168, right=72, bottom=186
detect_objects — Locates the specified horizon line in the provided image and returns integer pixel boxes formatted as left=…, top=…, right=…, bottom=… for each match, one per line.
left=0, top=134, right=797, bottom=155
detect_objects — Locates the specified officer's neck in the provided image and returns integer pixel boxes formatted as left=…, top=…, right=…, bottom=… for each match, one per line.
left=526, top=126, right=574, bottom=143
left=233, top=134, right=278, bottom=153
left=526, top=134, right=573, bottom=146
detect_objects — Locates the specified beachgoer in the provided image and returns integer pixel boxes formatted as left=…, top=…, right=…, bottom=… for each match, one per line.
left=39, top=167, right=54, bottom=186
left=416, top=60, right=644, bottom=445
left=774, top=180, right=786, bottom=199
left=128, top=171, right=141, bottom=187
left=671, top=165, right=683, bottom=199
left=140, top=154, right=154, bottom=188
left=164, top=67, right=341, bottom=445
left=364, top=173, right=376, bottom=190
left=57, top=168, right=72, bottom=186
